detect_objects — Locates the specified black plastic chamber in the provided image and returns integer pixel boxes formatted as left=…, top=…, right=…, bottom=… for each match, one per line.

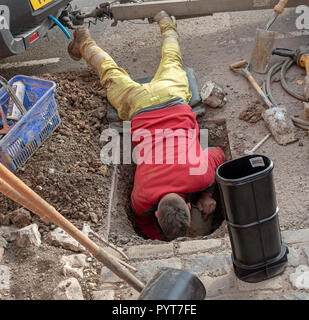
left=138, top=268, right=206, bottom=300
left=216, top=154, right=288, bottom=283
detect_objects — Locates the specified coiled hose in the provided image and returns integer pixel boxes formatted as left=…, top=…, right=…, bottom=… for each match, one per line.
left=262, top=58, right=309, bottom=130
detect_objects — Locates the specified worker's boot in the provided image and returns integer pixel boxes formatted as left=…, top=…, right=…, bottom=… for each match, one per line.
left=154, top=10, right=178, bottom=40
left=68, top=27, right=92, bottom=61
left=154, top=10, right=176, bottom=26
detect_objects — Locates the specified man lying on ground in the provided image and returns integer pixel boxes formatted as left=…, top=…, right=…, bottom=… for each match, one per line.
left=68, top=10, right=226, bottom=241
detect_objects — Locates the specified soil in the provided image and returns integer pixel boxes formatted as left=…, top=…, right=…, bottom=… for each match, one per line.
left=239, top=103, right=264, bottom=123
left=0, top=70, right=114, bottom=300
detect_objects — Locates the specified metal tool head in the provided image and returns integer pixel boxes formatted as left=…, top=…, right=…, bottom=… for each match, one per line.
left=250, top=28, right=276, bottom=74
left=262, top=107, right=298, bottom=145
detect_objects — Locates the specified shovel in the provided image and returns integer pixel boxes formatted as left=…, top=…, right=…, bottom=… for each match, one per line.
left=250, top=0, right=289, bottom=74
left=230, top=60, right=298, bottom=145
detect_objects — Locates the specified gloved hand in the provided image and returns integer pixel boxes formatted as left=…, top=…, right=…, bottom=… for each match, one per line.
left=197, top=191, right=217, bottom=216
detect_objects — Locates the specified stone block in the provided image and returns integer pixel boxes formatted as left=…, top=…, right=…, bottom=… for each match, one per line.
left=289, top=265, right=309, bottom=290
left=14, top=224, right=41, bottom=247
left=200, top=272, right=237, bottom=297
left=133, top=258, right=182, bottom=282
left=49, top=227, right=82, bottom=252
left=183, top=253, right=232, bottom=277
left=0, top=265, right=10, bottom=292
left=61, top=254, right=89, bottom=279
left=287, top=247, right=300, bottom=267
left=0, top=226, right=18, bottom=241
left=280, top=293, right=309, bottom=300
left=303, top=247, right=309, bottom=264
left=282, top=229, right=309, bottom=244
left=177, top=239, right=222, bottom=255
left=126, top=243, right=174, bottom=260
left=100, top=267, right=126, bottom=284
left=237, top=277, right=283, bottom=291
left=52, top=277, right=84, bottom=300
left=60, top=254, right=89, bottom=268
left=0, top=236, right=7, bottom=248
left=92, top=290, right=115, bottom=300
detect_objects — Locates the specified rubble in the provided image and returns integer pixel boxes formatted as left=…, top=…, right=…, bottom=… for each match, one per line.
left=49, top=227, right=82, bottom=252
left=8, top=208, right=31, bottom=228
left=52, top=277, right=84, bottom=300
left=0, top=226, right=18, bottom=242
left=0, top=214, right=10, bottom=226
left=289, top=266, right=309, bottom=290
left=14, top=224, right=41, bottom=247
left=0, top=248, right=4, bottom=263
left=60, top=254, right=89, bottom=279
left=0, top=265, right=10, bottom=293
left=0, top=235, right=7, bottom=248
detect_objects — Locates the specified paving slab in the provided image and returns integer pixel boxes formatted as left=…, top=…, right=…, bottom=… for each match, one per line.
left=177, top=239, right=223, bottom=255
left=237, top=277, right=283, bottom=292
left=183, top=253, right=232, bottom=277
left=126, top=243, right=174, bottom=260
left=282, top=229, right=309, bottom=244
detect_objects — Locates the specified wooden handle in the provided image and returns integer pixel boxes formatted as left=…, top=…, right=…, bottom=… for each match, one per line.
left=0, top=163, right=145, bottom=292
left=230, top=60, right=247, bottom=69
left=274, top=0, right=288, bottom=14
left=304, top=55, right=309, bottom=76
left=247, top=75, right=264, bottom=95
left=247, top=75, right=274, bottom=108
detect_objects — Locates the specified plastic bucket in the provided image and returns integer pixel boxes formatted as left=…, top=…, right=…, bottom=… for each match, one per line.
left=216, top=154, right=288, bottom=282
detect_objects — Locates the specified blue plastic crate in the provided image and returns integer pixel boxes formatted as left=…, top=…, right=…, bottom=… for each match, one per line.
left=0, top=75, right=61, bottom=172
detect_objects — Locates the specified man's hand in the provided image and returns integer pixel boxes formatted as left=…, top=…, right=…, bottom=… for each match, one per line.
left=197, top=191, right=216, bottom=216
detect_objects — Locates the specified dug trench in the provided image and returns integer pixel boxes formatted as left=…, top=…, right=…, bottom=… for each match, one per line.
left=0, top=69, right=231, bottom=299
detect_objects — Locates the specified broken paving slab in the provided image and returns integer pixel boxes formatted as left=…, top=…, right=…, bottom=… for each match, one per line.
left=0, top=265, right=10, bottom=292
left=287, top=247, right=300, bottom=267
left=60, top=254, right=89, bottom=279
left=0, top=226, right=18, bottom=242
left=60, top=254, right=89, bottom=268
left=132, top=258, right=182, bottom=282
left=289, top=265, right=309, bottom=290
left=199, top=272, right=237, bottom=297
left=237, top=276, right=283, bottom=292
left=52, top=277, right=84, bottom=300
left=92, top=290, right=115, bottom=300
left=0, top=235, right=7, bottom=248
left=183, top=253, right=232, bottom=277
left=99, top=257, right=181, bottom=286
left=13, top=224, right=41, bottom=248
left=303, top=247, right=309, bottom=264
left=282, top=229, right=309, bottom=244
left=176, top=239, right=222, bottom=255
left=126, top=243, right=174, bottom=260
left=49, top=227, right=82, bottom=252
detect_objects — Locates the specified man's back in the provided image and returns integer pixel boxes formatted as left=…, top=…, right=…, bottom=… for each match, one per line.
left=131, top=104, right=225, bottom=240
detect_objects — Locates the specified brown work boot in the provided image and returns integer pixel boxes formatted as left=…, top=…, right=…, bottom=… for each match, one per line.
left=68, top=27, right=91, bottom=61
left=154, top=10, right=176, bottom=26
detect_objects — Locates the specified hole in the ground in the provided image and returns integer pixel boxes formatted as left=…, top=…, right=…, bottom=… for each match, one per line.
left=104, top=118, right=232, bottom=245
